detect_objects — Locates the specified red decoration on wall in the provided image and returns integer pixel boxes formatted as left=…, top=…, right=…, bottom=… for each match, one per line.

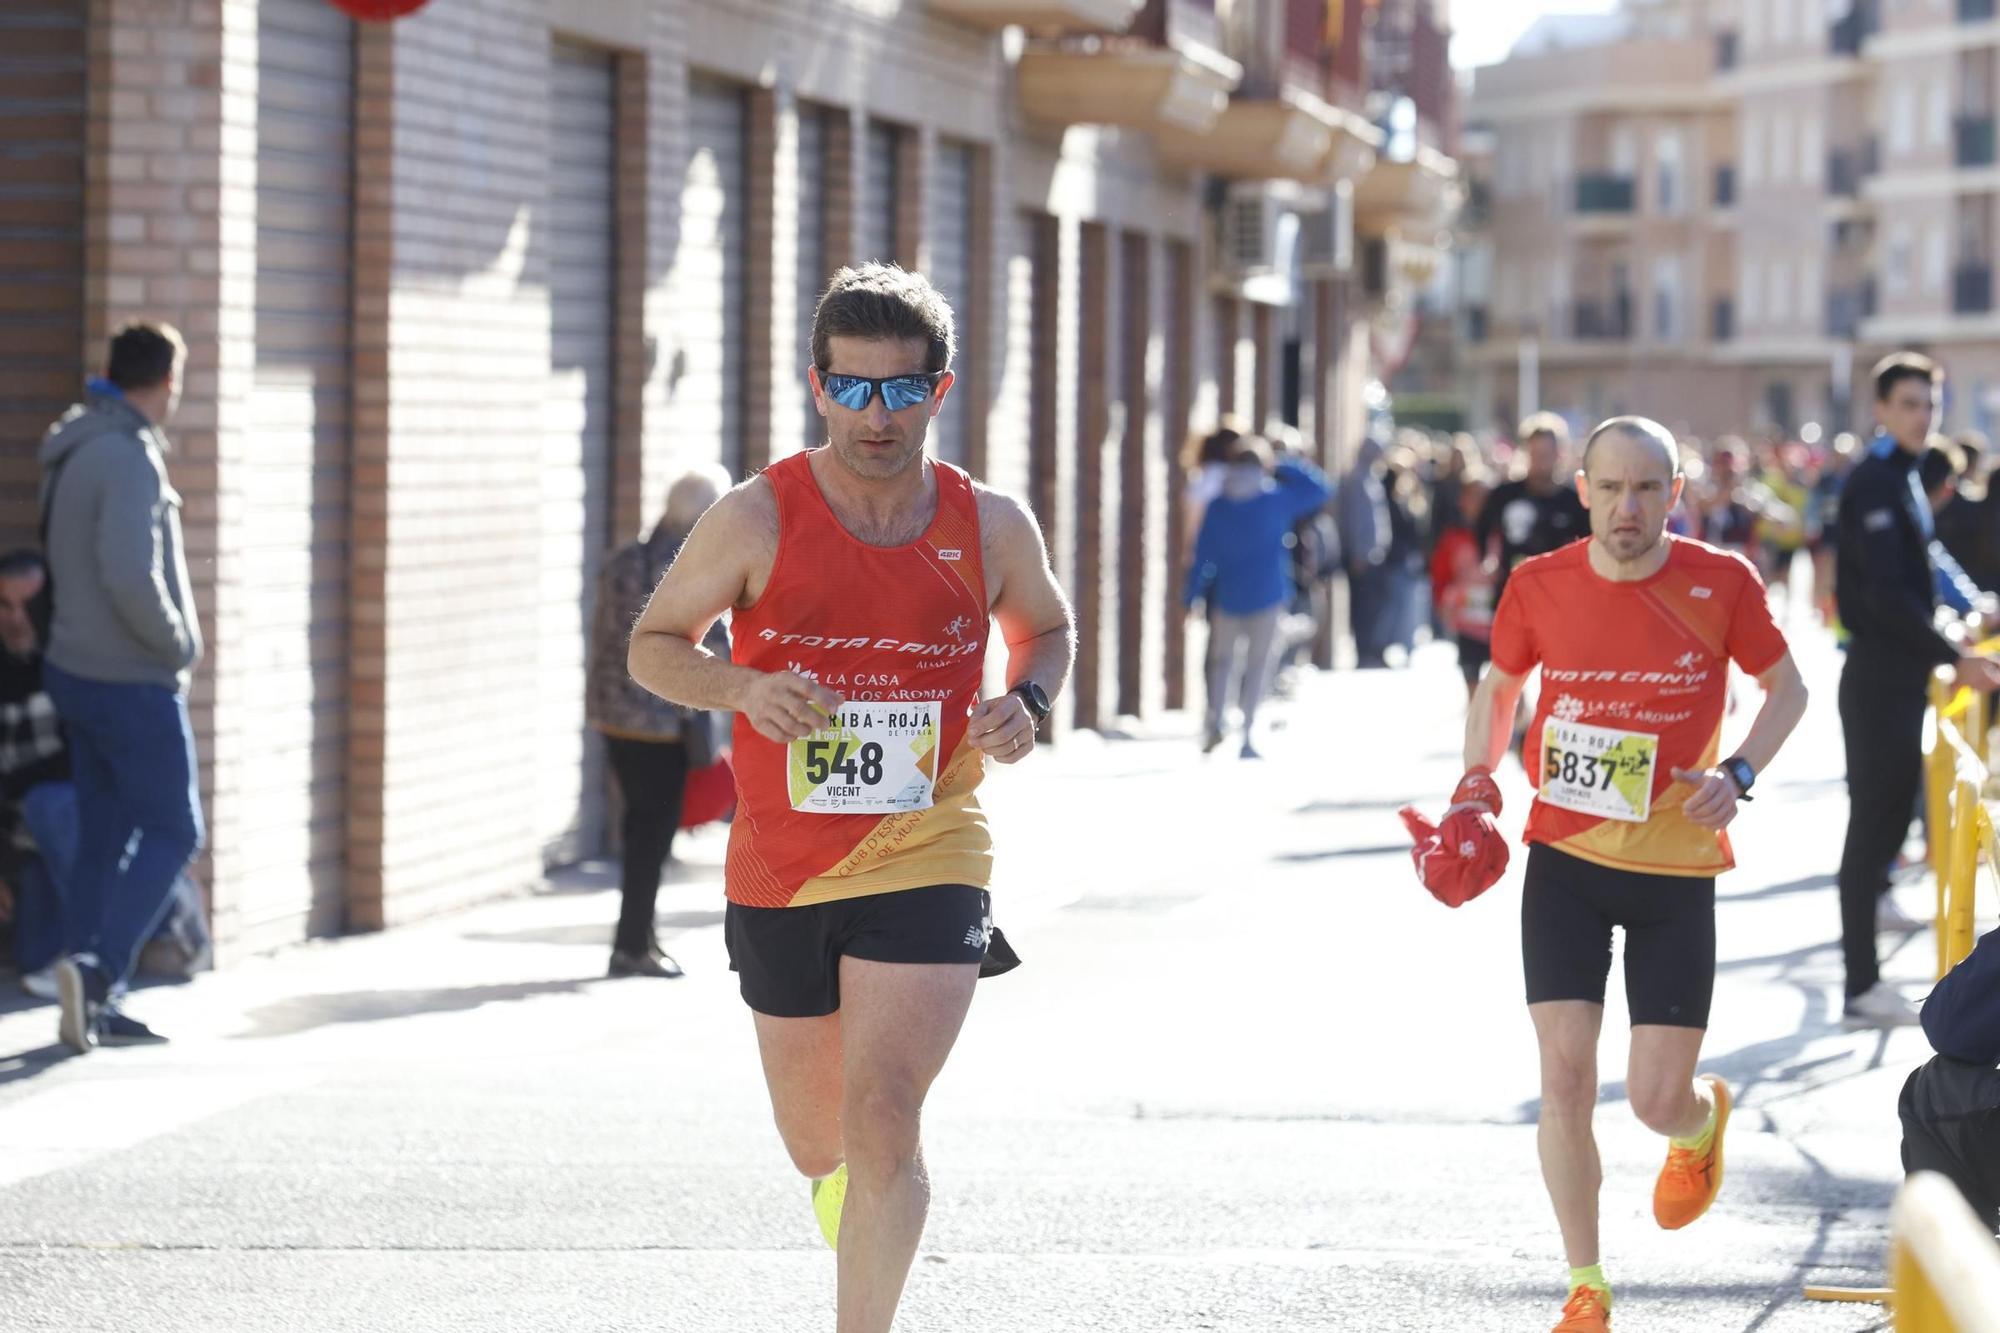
left=327, top=0, right=431, bottom=20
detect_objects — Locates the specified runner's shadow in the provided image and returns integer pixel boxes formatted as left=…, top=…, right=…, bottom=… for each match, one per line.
left=1291, top=796, right=1427, bottom=816
left=1274, top=843, right=1412, bottom=863
left=0, top=1044, right=82, bottom=1088
left=1717, top=871, right=1837, bottom=902
left=237, top=978, right=597, bottom=1040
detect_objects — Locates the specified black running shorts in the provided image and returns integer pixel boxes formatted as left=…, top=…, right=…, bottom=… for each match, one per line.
left=1520, top=843, right=1716, bottom=1028
left=724, top=884, right=993, bottom=1018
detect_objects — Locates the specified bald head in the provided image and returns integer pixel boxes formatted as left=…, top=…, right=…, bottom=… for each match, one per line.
left=1581, top=415, right=1681, bottom=480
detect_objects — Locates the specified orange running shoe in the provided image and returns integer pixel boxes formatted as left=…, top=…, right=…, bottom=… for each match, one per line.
left=1654, top=1074, right=1732, bottom=1230
left=1551, top=1285, right=1610, bottom=1332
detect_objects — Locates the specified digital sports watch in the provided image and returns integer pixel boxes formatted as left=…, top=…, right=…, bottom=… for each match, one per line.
left=1007, top=681, right=1051, bottom=722
left=1720, top=756, right=1756, bottom=802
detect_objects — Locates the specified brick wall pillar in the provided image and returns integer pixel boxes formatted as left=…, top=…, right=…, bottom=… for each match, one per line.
left=610, top=50, right=649, bottom=541
left=743, top=86, right=778, bottom=474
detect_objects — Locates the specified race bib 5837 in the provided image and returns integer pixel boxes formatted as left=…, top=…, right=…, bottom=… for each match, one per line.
left=787, top=701, right=940, bottom=814
left=1540, top=718, right=1657, bottom=823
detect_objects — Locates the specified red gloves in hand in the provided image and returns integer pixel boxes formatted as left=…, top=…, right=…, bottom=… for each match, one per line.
left=1397, top=768, right=1510, bottom=909
left=1449, top=766, right=1503, bottom=816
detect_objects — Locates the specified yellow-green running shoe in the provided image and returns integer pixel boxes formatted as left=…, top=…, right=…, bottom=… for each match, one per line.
left=811, top=1164, right=847, bottom=1249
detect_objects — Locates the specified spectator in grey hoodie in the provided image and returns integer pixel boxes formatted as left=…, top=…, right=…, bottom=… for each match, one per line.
left=38, top=322, right=203, bottom=1053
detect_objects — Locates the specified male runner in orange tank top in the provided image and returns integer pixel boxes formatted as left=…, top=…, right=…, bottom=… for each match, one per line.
left=629, top=263, right=1074, bottom=1333
left=1448, top=417, right=1809, bottom=1332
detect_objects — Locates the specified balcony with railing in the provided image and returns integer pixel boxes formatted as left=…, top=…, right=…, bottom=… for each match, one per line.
left=1958, top=115, right=1998, bottom=167
left=1016, top=0, right=1239, bottom=133
left=1152, top=0, right=1380, bottom=181
left=1955, top=263, right=1993, bottom=314
left=1575, top=173, right=1637, bottom=214
left=1714, top=164, right=1736, bottom=207
left=1573, top=294, right=1634, bottom=340
left=928, top=0, right=1145, bottom=30
left=1711, top=298, right=1733, bottom=342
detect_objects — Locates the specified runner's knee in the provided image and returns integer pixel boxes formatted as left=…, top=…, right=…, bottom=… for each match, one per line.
left=841, top=1083, right=924, bottom=1171
left=1539, top=1056, right=1598, bottom=1115
left=1629, top=1081, right=1696, bottom=1136
left=772, top=1117, right=843, bottom=1179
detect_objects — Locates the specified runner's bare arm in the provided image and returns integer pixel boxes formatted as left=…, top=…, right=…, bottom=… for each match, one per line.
left=1674, top=650, right=1809, bottom=829
left=1465, top=663, right=1529, bottom=776
left=968, top=489, right=1075, bottom=762
left=627, top=482, right=843, bottom=742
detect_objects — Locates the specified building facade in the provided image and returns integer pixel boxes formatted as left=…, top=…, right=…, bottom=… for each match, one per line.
left=1456, top=0, right=2000, bottom=441
left=0, top=0, right=1455, bottom=960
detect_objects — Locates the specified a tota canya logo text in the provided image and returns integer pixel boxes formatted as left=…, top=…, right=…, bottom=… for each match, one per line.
left=759, top=628, right=980, bottom=659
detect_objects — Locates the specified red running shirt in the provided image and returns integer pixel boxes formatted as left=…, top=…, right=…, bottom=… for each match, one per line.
left=725, top=451, right=992, bottom=907
left=1488, top=536, right=1789, bottom=877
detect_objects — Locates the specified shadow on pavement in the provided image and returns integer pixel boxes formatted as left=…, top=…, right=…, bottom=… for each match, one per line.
left=0, top=1043, right=80, bottom=1088
left=1291, top=796, right=1427, bottom=816
left=237, top=978, right=599, bottom=1040
left=1717, top=871, right=1837, bottom=902
left=1273, top=842, right=1411, bottom=863
left=463, top=911, right=725, bottom=949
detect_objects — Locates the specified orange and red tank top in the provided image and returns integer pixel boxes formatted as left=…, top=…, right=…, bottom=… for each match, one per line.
left=725, top=450, right=993, bottom=907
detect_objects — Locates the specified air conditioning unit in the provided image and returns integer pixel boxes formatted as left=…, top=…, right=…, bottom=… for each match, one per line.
left=1218, top=187, right=1283, bottom=282
left=1298, top=180, right=1355, bottom=278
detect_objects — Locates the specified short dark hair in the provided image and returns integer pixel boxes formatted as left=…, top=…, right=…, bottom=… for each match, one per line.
left=1873, top=350, right=1941, bottom=404
left=1517, top=411, right=1569, bottom=447
left=0, top=550, right=46, bottom=581
left=810, top=263, right=955, bottom=375
left=105, top=322, right=185, bottom=391
left=1187, top=418, right=1246, bottom=471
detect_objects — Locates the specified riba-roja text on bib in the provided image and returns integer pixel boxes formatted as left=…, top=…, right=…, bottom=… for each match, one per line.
left=1540, top=718, right=1658, bottom=823
left=787, top=701, right=941, bottom=814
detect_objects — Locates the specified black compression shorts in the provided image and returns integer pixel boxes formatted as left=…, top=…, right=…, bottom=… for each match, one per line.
left=1521, top=843, right=1716, bottom=1028
left=724, top=884, right=993, bottom=1018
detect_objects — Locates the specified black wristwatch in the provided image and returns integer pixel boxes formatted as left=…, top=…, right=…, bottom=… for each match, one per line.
left=1008, top=681, right=1051, bottom=722
left=1720, top=756, right=1756, bottom=802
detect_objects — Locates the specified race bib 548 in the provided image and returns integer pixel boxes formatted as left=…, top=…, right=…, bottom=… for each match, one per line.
left=1540, top=718, right=1658, bottom=823
left=787, top=702, right=941, bottom=814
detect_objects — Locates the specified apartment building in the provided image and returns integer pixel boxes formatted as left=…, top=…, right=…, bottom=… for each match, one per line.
left=0, top=0, right=1454, bottom=961
left=1458, top=0, right=2000, bottom=441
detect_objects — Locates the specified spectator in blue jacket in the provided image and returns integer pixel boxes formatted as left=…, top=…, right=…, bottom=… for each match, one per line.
left=1901, top=923, right=2000, bottom=1234
left=1184, top=437, right=1332, bottom=758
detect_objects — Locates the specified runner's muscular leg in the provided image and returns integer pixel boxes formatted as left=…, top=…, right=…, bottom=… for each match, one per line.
left=834, top=956, right=979, bottom=1333
left=1626, top=1024, right=1709, bottom=1139
left=1531, top=1000, right=1606, bottom=1268
left=752, top=1010, right=845, bottom=1179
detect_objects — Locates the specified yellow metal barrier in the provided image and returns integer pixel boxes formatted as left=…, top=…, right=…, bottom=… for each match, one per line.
left=1929, top=676, right=1958, bottom=974
left=1805, top=1174, right=2000, bottom=1316
left=1889, top=1173, right=2000, bottom=1332
left=1929, top=679, right=1992, bottom=979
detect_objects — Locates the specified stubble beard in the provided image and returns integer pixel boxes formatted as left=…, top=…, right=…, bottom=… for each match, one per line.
left=830, top=430, right=925, bottom=481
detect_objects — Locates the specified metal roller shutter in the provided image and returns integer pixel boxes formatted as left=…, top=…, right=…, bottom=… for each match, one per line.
left=861, top=121, right=899, bottom=266
left=679, top=75, right=747, bottom=476
left=0, top=1, right=85, bottom=547
left=543, top=39, right=616, bottom=865
left=246, top=0, right=354, bottom=941
left=797, top=104, right=828, bottom=453
left=926, top=140, right=974, bottom=467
